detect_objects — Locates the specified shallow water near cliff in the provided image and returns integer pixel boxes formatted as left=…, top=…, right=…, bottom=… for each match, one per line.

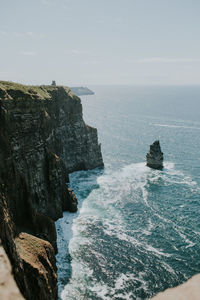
left=56, top=85, right=200, bottom=299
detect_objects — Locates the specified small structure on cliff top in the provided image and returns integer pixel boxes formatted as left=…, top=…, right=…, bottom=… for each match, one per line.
left=51, top=80, right=56, bottom=86
left=146, top=140, right=163, bottom=170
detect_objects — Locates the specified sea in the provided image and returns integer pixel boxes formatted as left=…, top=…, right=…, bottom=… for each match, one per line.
left=56, top=85, right=200, bottom=300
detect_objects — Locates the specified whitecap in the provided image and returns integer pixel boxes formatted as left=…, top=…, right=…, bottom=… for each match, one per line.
left=152, top=123, right=200, bottom=130
left=58, top=159, right=199, bottom=299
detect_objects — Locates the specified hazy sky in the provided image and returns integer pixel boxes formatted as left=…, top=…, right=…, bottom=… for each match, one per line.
left=1, top=0, right=200, bottom=85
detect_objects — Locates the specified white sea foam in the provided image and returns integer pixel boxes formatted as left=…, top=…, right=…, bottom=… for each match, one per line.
left=102, top=223, right=172, bottom=258
left=77, top=160, right=196, bottom=239
left=58, top=160, right=199, bottom=299
left=89, top=272, right=146, bottom=300
left=178, top=231, right=196, bottom=249
left=71, top=160, right=196, bottom=248
left=56, top=211, right=78, bottom=242
left=162, top=261, right=177, bottom=275
left=152, top=123, right=200, bottom=130
left=61, top=267, right=93, bottom=300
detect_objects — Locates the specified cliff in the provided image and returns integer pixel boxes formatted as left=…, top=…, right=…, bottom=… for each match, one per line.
left=70, top=86, right=94, bottom=96
left=0, top=81, right=103, bottom=299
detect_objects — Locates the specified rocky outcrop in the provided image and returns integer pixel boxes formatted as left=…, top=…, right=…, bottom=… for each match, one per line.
left=15, top=233, right=57, bottom=300
left=0, top=188, right=57, bottom=300
left=0, top=81, right=103, bottom=299
left=146, top=140, right=163, bottom=170
left=151, top=274, right=200, bottom=300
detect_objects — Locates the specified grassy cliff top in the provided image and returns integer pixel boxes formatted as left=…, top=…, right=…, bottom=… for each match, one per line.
left=0, top=81, right=75, bottom=101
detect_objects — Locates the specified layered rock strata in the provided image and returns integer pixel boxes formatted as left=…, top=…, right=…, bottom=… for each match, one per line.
left=0, top=81, right=103, bottom=299
left=146, top=140, right=163, bottom=170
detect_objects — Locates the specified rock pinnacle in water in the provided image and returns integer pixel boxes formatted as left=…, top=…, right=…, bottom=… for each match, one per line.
left=146, top=140, right=163, bottom=170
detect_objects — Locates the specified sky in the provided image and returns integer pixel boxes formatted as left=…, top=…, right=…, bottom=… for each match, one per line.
left=1, top=0, right=200, bottom=85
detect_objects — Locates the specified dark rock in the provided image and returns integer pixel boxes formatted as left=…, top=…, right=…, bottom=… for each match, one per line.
left=62, top=188, right=78, bottom=213
left=146, top=140, right=163, bottom=170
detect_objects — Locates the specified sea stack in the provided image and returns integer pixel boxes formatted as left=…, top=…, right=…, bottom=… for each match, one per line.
left=146, top=140, right=163, bottom=170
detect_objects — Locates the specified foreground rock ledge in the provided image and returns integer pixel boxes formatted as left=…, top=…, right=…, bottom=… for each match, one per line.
left=151, top=274, right=200, bottom=300
left=15, top=233, right=57, bottom=300
left=146, top=140, right=163, bottom=170
left=0, top=244, right=24, bottom=300
left=0, top=81, right=104, bottom=299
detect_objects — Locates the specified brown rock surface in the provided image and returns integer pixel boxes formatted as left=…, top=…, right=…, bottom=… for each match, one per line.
left=15, top=233, right=57, bottom=300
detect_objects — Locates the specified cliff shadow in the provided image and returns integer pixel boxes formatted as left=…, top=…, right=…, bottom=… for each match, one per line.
left=56, top=166, right=104, bottom=298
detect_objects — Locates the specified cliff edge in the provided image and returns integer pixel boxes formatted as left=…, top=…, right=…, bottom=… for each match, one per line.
left=0, top=81, right=103, bottom=299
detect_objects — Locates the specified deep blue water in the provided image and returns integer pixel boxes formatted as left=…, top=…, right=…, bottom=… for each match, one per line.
left=56, top=85, right=200, bottom=300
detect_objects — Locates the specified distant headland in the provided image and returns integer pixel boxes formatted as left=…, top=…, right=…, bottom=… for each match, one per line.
left=50, top=81, right=94, bottom=96
left=70, top=86, right=95, bottom=96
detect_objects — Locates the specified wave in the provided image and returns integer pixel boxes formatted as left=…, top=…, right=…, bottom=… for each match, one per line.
left=89, top=273, right=147, bottom=300
left=58, top=160, right=200, bottom=299
left=66, top=159, right=199, bottom=252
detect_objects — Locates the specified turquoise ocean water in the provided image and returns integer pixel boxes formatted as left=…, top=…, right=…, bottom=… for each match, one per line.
left=56, top=86, right=200, bottom=299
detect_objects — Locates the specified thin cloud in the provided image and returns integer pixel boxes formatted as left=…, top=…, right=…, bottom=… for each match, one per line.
left=25, top=31, right=43, bottom=38
left=83, top=60, right=101, bottom=65
left=0, top=30, right=7, bottom=36
left=26, top=31, right=34, bottom=37
left=70, top=49, right=91, bottom=55
left=71, top=50, right=83, bottom=55
left=40, top=0, right=69, bottom=6
left=40, top=0, right=51, bottom=5
left=14, top=31, right=44, bottom=38
left=20, top=51, right=37, bottom=56
left=126, top=57, right=200, bottom=64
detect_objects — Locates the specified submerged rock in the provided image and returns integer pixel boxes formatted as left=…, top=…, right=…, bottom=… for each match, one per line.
left=146, top=140, right=163, bottom=170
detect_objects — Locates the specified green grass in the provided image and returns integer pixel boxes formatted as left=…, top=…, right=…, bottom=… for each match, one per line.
left=0, top=81, right=74, bottom=101
left=0, top=81, right=51, bottom=100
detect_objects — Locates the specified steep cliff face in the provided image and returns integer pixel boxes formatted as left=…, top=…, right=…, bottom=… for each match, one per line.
left=0, top=81, right=103, bottom=299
